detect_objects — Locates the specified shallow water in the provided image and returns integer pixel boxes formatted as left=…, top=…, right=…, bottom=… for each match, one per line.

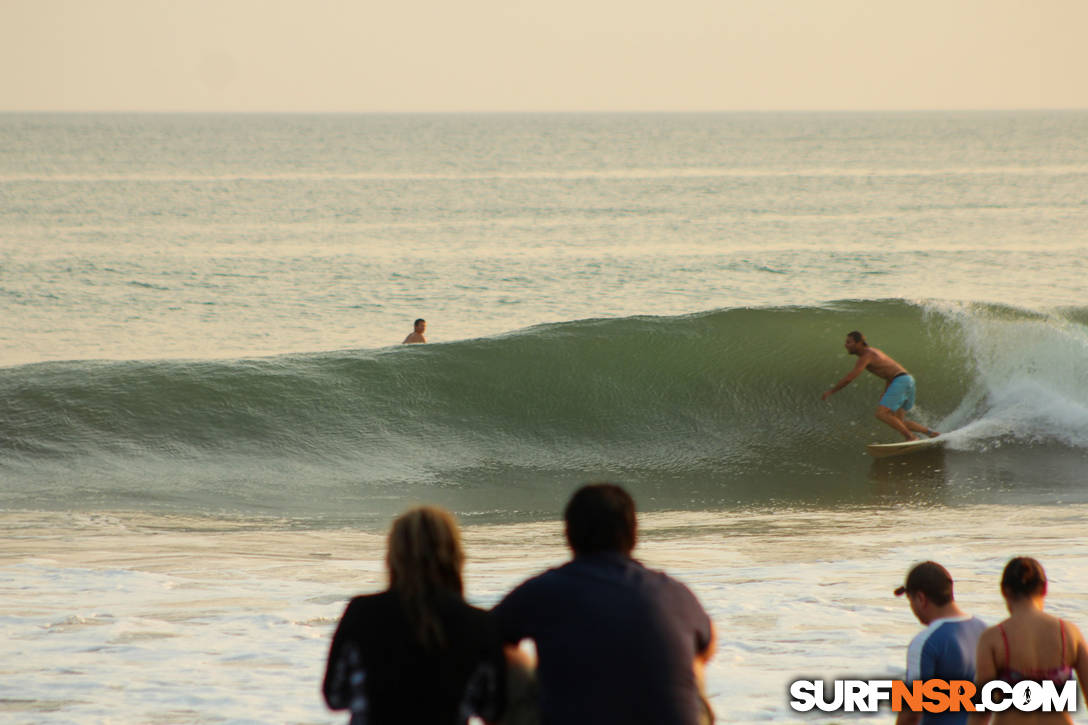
left=4, top=505, right=1088, bottom=723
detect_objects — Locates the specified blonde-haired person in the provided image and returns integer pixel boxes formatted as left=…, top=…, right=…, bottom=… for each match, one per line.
left=970, top=557, right=1088, bottom=725
left=323, top=506, right=505, bottom=724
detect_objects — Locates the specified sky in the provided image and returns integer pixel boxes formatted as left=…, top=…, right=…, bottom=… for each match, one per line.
left=2, top=0, right=1086, bottom=113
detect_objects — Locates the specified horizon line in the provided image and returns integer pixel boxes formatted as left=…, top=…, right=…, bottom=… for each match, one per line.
left=2, top=107, right=1087, bottom=115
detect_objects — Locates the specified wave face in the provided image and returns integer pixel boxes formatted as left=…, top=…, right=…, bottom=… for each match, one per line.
left=3, top=300, right=1086, bottom=520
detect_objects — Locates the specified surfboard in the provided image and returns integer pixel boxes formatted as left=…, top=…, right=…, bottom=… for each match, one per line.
left=866, top=437, right=945, bottom=459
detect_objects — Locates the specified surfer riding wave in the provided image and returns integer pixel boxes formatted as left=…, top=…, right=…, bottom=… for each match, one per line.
left=821, top=331, right=940, bottom=442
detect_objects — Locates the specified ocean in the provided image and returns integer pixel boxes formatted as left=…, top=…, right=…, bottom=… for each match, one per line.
left=2, top=111, right=1087, bottom=723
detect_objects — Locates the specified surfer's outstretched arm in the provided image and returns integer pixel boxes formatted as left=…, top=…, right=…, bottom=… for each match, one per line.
left=821, top=356, right=869, bottom=401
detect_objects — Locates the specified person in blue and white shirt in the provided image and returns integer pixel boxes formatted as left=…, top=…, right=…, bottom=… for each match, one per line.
left=895, top=561, right=987, bottom=725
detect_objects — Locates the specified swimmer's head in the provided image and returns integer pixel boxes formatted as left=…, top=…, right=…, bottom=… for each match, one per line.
left=414, top=318, right=426, bottom=333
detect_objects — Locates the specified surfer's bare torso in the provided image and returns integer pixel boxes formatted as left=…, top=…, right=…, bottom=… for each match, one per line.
left=857, top=346, right=908, bottom=382
left=822, top=339, right=907, bottom=399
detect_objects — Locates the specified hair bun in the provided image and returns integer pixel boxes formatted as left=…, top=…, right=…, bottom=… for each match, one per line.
left=1001, top=556, right=1047, bottom=599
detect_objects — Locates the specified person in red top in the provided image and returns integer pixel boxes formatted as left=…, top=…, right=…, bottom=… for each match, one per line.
left=971, top=557, right=1088, bottom=725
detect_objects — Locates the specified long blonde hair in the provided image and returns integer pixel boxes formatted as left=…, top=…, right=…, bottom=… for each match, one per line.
left=386, top=506, right=466, bottom=649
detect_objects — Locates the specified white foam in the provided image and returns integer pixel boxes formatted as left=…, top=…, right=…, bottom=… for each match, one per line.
left=5, top=509, right=1088, bottom=723
left=933, top=304, right=1088, bottom=449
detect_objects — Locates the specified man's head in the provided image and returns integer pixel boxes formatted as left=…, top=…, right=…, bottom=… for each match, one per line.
left=414, top=318, right=426, bottom=333
left=895, top=561, right=955, bottom=624
left=844, top=330, right=868, bottom=355
left=564, top=483, right=637, bottom=556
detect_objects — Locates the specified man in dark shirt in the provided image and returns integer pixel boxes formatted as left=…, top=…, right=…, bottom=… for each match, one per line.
left=493, top=483, right=716, bottom=725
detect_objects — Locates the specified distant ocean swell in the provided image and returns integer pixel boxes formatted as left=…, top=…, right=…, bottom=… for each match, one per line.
left=2, top=300, right=1086, bottom=515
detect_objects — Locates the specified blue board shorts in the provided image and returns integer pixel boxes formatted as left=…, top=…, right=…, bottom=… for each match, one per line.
left=879, top=374, right=915, bottom=411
